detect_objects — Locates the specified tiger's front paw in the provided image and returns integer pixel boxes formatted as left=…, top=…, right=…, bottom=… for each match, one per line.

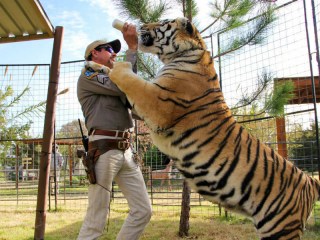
left=109, top=62, right=133, bottom=84
left=85, top=61, right=110, bottom=74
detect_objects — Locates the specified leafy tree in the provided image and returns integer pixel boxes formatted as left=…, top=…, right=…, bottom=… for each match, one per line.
left=0, top=81, right=68, bottom=167
left=0, top=85, right=45, bottom=166
left=0, top=86, right=41, bottom=139
left=56, top=119, right=88, bottom=138
left=208, top=0, right=276, bottom=57
left=144, top=145, right=170, bottom=170
left=53, top=119, right=87, bottom=162
left=288, top=122, right=318, bottom=172
left=232, top=72, right=295, bottom=117
left=114, top=0, right=169, bottom=23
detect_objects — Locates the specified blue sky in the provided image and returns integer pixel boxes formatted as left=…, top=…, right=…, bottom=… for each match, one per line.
left=0, top=0, right=212, bottom=65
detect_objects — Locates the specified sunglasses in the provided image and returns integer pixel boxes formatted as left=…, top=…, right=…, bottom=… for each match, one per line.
left=96, top=46, right=114, bottom=54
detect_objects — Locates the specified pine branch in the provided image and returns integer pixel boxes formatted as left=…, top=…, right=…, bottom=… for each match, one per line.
left=175, top=0, right=198, bottom=20
left=232, top=73, right=295, bottom=118
left=233, top=81, right=294, bottom=118
left=214, top=5, right=276, bottom=58
left=4, top=86, right=69, bottom=124
left=137, top=55, right=156, bottom=79
left=0, top=86, right=13, bottom=107
left=201, top=0, right=253, bottom=34
left=231, top=70, right=271, bottom=111
left=265, top=80, right=295, bottom=116
left=4, top=86, right=30, bottom=109
left=112, top=0, right=169, bottom=23
left=9, top=100, right=46, bottom=122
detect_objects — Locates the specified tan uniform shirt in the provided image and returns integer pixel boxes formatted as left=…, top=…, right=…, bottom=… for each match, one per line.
left=77, top=49, right=137, bottom=132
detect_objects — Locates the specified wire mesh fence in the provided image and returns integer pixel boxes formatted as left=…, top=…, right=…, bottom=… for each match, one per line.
left=0, top=0, right=320, bottom=223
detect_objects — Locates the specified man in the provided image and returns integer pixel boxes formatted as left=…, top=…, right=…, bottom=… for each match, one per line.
left=77, top=22, right=152, bottom=240
left=50, top=144, right=64, bottom=194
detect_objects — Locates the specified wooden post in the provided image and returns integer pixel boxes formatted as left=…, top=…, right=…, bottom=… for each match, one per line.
left=68, top=145, right=73, bottom=186
left=276, top=118, right=288, bottom=159
left=15, top=144, right=19, bottom=189
left=34, top=26, right=64, bottom=240
left=179, top=180, right=191, bottom=237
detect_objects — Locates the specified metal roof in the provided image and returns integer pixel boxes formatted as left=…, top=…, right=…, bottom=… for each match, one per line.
left=0, top=0, right=54, bottom=43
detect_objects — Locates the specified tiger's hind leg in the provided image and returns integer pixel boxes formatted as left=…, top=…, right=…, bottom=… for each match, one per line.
left=256, top=219, right=303, bottom=240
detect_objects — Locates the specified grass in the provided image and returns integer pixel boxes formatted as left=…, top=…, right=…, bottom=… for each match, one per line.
left=0, top=205, right=320, bottom=240
left=1, top=178, right=320, bottom=239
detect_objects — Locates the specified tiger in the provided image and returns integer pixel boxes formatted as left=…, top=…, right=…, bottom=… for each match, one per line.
left=88, top=17, right=320, bottom=239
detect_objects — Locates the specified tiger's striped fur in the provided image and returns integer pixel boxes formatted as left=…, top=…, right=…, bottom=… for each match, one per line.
left=103, top=17, right=319, bottom=239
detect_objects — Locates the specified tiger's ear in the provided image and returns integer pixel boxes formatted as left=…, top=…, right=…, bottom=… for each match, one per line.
left=186, top=20, right=194, bottom=35
left=180, top=18, right=194, bottom=36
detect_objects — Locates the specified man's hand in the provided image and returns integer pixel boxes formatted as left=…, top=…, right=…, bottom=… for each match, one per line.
left=122, top=23, right=138, bottom=50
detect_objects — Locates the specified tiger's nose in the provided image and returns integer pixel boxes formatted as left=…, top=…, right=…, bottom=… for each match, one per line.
left=141, top=33, right=154, bottom=46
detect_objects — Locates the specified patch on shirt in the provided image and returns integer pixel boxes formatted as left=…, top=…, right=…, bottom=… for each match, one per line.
left=85, top=70, right=99, bottom=79
left=96, top=75, right=109, bottom=85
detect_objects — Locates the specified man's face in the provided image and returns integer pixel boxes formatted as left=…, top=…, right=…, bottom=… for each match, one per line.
left=91, top=46, right=116, bottom=68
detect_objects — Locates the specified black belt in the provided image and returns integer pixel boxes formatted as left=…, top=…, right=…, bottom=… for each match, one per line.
left=89, top=129, right=130, bottom=139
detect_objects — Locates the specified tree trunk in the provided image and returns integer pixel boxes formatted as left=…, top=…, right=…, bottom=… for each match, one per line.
left=179, top=179, right=191, bottom=237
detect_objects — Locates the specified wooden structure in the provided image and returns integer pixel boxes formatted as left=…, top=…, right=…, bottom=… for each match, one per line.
left=20, top=138, right=83, bottom=184
left=276, top=76, right=320, bottom=104
left=274, top=76, right=320, bottom=159
left=0, top=0, right=54, bottom=43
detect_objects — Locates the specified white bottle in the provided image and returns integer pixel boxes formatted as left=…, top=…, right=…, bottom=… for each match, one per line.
left=112, top=19, right=139, bottom=35
left=112, top=19, right=125, bottom=32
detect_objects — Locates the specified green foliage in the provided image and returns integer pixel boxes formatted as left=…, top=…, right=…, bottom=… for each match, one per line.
left=288, top=122, right=318, bottom=171
left=0, top=85, right=46, bottom=138
left=144, top=145, right=169, bottom=170
left=56, top=119, right=87, bottom=138
left=232, top=70, right=272, bottom=113
left=113, top=0, right=200, bottom=23
left=137, top=52, right=162, bottom=81
left=212, top=2, right=277, bottom=56
left=0, top=83, right=46, bottom=166
left=112, top=0, right=169, bottom=23
left=210, top=0, right=255, bottom=29
left=265, top=80, right=295, bottom=117
left=175, top=0, right=198, bottom=20
left=232, top=71, right=295, bottom=118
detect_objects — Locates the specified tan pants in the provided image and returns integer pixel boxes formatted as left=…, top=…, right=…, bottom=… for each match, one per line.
left=78, top=139, right=152, bottom=240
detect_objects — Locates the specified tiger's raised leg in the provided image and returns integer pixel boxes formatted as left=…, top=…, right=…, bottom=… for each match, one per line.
left=109, top=61, right=172, bottom=132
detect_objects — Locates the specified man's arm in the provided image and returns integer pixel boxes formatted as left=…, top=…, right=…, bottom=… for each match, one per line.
left=123, top=22, right=138, bottom=74
left=126, top=49, right=138, bottom=73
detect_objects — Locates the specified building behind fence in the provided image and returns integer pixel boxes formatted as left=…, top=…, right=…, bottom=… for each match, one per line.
left=0, top=0, right=319, bottom=222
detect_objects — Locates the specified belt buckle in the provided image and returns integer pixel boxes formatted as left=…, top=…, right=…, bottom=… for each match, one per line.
left=125, top=132, right=130, bottom=139
left=118, top=131, right=130, bottom=139
left=121, top=131, right=130, bottom=139
left=118, top=140, right=128, bottom=150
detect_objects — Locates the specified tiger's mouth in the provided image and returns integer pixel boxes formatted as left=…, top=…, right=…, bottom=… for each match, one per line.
left=140, top=32, right=154, bottom=47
